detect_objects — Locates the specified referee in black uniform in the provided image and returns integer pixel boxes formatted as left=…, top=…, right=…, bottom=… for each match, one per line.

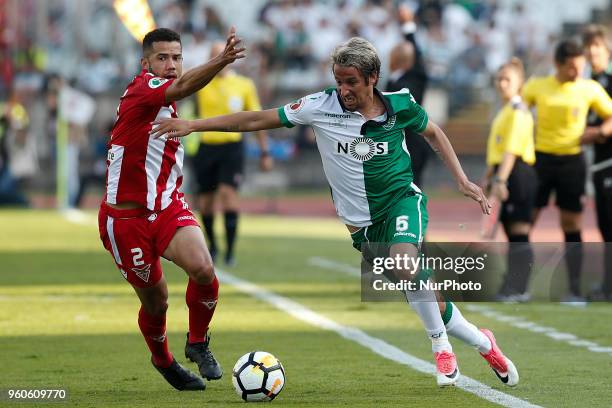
left=583, top=25, right=612, bottom=300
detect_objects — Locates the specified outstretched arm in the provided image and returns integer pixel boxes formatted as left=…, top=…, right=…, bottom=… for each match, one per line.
left=164, top=27, right=245, bottom=103
left=421, top=121, right=491, bottom=214
left=149, top=109, right=282, bottom=139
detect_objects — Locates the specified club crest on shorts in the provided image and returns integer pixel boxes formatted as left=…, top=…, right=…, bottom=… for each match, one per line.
left=131, top=264, right=151, bottom=282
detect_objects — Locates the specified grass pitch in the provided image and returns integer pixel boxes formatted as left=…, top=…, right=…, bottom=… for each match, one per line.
left=0, top=210, right=611, bottom=407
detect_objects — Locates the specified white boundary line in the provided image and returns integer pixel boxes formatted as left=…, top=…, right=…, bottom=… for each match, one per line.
left=308, top=256, right=361, bottom=277
left=463, top=305, right=612, bottom=357
left=217, top=268, right=542, bottom=408
left=62, top=209, right=97, bottom=226
left=308, top=257, right=612, bottom=358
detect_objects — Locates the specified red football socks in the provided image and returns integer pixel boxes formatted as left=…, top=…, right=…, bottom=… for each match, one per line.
left=138, top=307, right=173, bottom=368
left=186, top=276, right=219, bottom=343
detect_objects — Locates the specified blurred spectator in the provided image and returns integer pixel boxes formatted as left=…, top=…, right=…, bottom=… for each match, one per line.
left=386, top=4, right=431, bottom=187
left=509, top=3, right=536, bottom=62
left=44, top=74, right=62, bottom=157
left=74, top=120, right=113, bottom=208
left=483, top=19, right=512, bottom=74
left=441, top=1, right=473, bottom=57
left=447, top=29, right=488, bottom=112
left=6, top=90, right=37, bottom=188
left=295, top=0, right=325, bottom=32
left=509, top=2, right=556, bottom=76
left=181, top=30, right=212, bottom=71
left=262, top=0, right=296, bottom=34
left=415, top=2, right=454, bottom=83
left=283, top=20, right=312, bottom=70
left=12, top=45, right=45, bottom=97
left=157, top=1, right=188, bottom=33
left=0, top=90, right=32, bottom=206
left=76, top=50, right=120, bottom=95
left=389, top=4, right=428, bottom=104
left=0, top=110, right=29, bottom=206
left=201, top=6, right=226, bottom=40
left=57, top=81, right=96, bottom=208
left=353, top=1, right=400, bottom=65
left=356, top=0, right=393, bottom=37
left=309, top=17, right=343, bottom=66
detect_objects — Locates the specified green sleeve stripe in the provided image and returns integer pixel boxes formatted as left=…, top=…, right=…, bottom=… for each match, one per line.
left=277, top=106, right=295, bottom=128
left=415, top=111, right=428, bottom=133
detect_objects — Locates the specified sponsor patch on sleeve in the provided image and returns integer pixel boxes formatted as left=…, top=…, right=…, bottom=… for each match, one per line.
left=148, top=77, right=169, bottom=89
left=288, top=98, right=305, bottom=113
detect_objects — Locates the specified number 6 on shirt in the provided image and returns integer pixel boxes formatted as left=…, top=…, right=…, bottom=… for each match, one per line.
left=396, top=215, right=409, bottom=232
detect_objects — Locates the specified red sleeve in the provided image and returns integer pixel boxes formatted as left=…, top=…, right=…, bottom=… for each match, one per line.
left=132, top=74, right=175, bottom=107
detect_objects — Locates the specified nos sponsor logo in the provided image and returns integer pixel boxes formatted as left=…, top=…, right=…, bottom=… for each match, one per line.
left=336, top=137, right=388, bottom=161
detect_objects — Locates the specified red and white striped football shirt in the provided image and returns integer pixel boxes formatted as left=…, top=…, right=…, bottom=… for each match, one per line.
left=105, top=70, right=184, bottom=211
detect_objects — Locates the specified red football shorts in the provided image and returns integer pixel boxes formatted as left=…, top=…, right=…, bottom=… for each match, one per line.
left=98, top=193, right=200, bottom=288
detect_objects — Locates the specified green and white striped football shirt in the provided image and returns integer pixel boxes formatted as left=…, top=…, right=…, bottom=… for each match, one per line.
left=277, top=87, right=428, bottom=227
